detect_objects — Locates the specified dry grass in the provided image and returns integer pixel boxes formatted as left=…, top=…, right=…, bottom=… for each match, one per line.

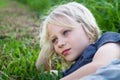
left=0, top=0, right=40, bottom=42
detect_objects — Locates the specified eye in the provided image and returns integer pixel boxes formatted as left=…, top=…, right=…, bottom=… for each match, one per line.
left=63, top=30, right=71, bottom=36
left=52, top=38, right=58, bottom=44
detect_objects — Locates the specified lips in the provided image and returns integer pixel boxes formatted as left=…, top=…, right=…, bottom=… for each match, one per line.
left=62, top=48, right=71, bottom=56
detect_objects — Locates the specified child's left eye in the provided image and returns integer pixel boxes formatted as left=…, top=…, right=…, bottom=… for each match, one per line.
left=63, top=30, right=71, bottom=35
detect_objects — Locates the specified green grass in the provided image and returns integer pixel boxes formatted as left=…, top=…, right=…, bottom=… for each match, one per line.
left=0, top=37, right=39, bottom=79
left=15, top=0, right=120, bottom=33
left=0, top=37, right=62, bottom=80
left=84, top=0, right=120, bottom=33
left=0, top=0, right=9, bottom=8
left=0, top=0, right=62, bottom=79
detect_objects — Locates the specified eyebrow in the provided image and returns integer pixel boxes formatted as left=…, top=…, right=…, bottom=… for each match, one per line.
left=49, top=27, right=73, bottom=39
left=49, top=35, right=56, bottom=40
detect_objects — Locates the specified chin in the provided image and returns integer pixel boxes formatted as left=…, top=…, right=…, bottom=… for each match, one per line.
left=65, top=57, right=76, bottom=62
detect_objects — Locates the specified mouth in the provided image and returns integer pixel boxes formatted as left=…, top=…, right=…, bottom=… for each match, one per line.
left=62, top=48, right=71, bottom=56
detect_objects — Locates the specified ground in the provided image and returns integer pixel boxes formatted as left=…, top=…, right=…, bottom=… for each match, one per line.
left=0, top=0, right=40, bottom=42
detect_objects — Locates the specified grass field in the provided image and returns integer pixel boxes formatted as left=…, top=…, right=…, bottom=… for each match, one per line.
left=0, top=0, right=120, bottom=80
left=16, top=0, right=120, bottom=33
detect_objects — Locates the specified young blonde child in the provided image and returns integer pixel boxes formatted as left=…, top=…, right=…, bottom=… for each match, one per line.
left=36, top=2, right=120, bottom=80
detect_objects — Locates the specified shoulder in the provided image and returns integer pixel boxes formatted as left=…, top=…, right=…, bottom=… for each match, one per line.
left=93, top=42, right=120, bottom=65
left=95, top=32, right=120, bottom=49
left=92, top=32, right=120, bottom=64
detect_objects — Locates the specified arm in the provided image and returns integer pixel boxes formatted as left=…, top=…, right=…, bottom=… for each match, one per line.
left=36, top=48, right=51, bottom=71
left=36, top=54, right=50, bottom=71
left=60, top=42, right=120, bottom=80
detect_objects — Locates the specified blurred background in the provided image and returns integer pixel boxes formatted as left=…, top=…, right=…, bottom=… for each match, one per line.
left=0, top=0, right=120, bottom=80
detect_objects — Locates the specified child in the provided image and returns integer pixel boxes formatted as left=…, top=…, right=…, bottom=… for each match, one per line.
left=36, top=2, right=120, bottom=80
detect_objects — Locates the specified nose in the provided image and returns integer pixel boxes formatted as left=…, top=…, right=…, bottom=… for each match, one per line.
left=58, top=39, right=66, bottom=48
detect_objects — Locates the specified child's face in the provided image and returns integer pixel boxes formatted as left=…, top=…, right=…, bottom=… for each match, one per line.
left=47, top=23, right=90, bottom=62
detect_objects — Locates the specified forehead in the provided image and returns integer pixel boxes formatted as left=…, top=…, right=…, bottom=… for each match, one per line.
left=47, top=24, right=60, bottom=39
left=47, top=23, right=66, bottom=34
left=47, top=23, right=58, bottom=30
left=47, top=23, right=73, bottom=38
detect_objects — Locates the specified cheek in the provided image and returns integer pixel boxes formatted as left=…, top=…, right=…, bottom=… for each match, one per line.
left=69, top=35, right=82, bottom=45
left=71, top=37, right=87, bottom=51
left=54, top=46, right=64, bottom=57
left=54, top=46, right=60, bottom=54
left=53, top=45, right=57, bottom=52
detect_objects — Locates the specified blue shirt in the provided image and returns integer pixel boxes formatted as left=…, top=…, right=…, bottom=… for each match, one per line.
left=62, top=32, right=120, bottom=77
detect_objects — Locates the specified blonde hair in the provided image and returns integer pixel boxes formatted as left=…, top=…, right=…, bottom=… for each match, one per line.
left=38, top=2, right=101, bottom=70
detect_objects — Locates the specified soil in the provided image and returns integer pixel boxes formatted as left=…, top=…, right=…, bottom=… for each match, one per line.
left=0, top=0, right=40, bottom=41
